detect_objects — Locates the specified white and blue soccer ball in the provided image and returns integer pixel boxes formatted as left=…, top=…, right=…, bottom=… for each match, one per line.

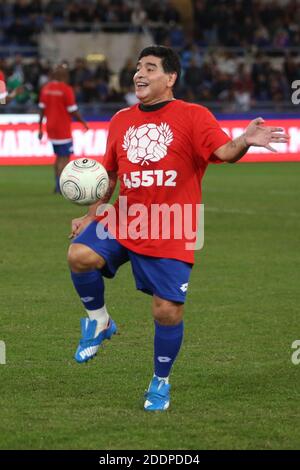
left=60, top=158, right=109, bottom=206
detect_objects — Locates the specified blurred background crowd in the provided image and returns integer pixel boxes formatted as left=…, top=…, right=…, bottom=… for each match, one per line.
left=0, top=0, right=299, bottom=113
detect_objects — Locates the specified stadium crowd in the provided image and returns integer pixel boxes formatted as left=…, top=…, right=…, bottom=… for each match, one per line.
left=193, top=0, right=300, bottom=48
left=0, top=49, right=298, bottom=112
left=0, top=0, right=179, bottom=41
left=0, top=0, right=299, bottom=111
left=0, top=0, right=299, bottom=47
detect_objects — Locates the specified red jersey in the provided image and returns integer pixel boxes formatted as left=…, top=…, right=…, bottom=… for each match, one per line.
left=100, top=100, right=231, bottom=264
left=39, top=81, right=78, bottom=142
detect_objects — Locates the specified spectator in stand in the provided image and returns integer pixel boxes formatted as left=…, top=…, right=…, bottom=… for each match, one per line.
left=94, top=59, right=111, bottom=85
left=284, top=53, right=299, bottom=84
left=162, top=0, right=181, bottom=24
left=184, top=57, right=203, bottom=98
left=131, top=3, right=147, bottom=33
left=119, top=59, right=136, bottom=93
left=70, top=58, right=93, bottom=102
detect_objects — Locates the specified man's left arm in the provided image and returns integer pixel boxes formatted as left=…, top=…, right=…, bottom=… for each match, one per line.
left=65, top=85, right=89, bottom=131
left=70, top=109, right=89, bottom=132
left=214, top=117, right=289, bottom=163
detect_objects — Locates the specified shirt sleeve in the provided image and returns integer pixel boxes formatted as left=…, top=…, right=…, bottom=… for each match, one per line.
left=102, top=117, right=118, bottom=173
left=192, top=106, right=231, bottom=163
left=64, top=85, right=78, bottom=113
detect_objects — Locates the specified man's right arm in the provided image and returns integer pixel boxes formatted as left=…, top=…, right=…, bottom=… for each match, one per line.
left=69, top=171, right=118, bottom=239
left=38, top=108, right=44, bottom=140
left=87, top=171, right=118, bottom=216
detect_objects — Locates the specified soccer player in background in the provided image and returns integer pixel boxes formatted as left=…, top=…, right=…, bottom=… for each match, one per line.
left=67, top=46, right=288, bottom=411
left=38, top=64, right=89, bottom=193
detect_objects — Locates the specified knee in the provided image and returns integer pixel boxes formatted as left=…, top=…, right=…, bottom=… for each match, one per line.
left=68, top=243, right=103, bottom=272
left=152, top=297, right=184, bottom=325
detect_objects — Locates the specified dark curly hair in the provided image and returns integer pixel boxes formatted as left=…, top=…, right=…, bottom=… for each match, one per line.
left=138, top=45, right=181, bottom=88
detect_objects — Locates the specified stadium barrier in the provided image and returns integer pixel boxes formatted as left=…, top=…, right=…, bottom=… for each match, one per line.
left=0, top=114, right=299, bottom=165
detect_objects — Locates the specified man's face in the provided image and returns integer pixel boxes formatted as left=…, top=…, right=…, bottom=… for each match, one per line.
left=133, top=55, right=176, bottom=105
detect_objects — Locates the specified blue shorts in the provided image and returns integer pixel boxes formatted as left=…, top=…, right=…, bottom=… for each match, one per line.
left=72, top=221, right=192, bottom=303
left=52, top=141, right=73, bottom=157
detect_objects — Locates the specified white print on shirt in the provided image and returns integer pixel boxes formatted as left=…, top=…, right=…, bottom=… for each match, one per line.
left=122, top=123, right=173, bottom=166
left=123, top=169, right=177, bottom=188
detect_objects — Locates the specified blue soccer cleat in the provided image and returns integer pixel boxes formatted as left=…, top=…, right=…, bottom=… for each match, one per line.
left=144, top=376, right=171, bottom=411
left=74, top=317, right=117, bottom=363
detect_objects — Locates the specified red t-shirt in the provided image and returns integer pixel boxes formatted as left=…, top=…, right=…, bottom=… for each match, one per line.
left=100, top=100, right=231, bottom=264
left=39, top=81, right=78, bottom=142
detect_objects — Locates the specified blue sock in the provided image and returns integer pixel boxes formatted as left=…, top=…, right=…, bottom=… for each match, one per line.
left=154, top=320, right=184, bottom=378
left=71, top=270, right=105, bottom=311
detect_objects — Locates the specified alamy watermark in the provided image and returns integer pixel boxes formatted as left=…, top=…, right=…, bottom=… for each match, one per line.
left=291, top=80, right=300, bottom=105
left=291, top=340, right=300, bottom=365
left=95, top=197, right=205, bottom=251
left=0, top=340, right=6, bottom=364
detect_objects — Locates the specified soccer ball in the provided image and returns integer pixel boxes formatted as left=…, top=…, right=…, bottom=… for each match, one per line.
left=59, top=158, right=109, bottom=206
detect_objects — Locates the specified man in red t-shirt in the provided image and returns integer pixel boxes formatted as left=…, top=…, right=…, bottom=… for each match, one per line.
left=67, top=46, right=288, bottom=411
left=38, top=64, right=88, bottom=193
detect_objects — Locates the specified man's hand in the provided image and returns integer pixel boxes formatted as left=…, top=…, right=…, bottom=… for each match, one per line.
left=215, top=117, right=290, bottom=163
left=244, top=117, right=289, bottom=152
left=69, top=214, right=95, bottom=239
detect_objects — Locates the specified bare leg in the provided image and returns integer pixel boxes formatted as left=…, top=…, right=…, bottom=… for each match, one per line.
left=54, top=155, right=69, bottom=193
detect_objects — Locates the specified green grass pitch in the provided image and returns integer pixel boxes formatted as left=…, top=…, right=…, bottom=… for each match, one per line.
left=0, top=163, right=299, bottom=450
